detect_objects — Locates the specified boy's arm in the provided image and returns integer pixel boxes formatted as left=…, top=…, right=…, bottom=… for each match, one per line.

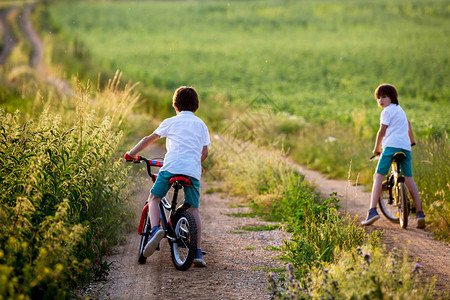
left=201, top=146, right=208, bottom=163
left=128, top=133, right=160, bottom=160
left=408, top=120, right=416, bottom=146
left=373, top=124, right=387, bottom=155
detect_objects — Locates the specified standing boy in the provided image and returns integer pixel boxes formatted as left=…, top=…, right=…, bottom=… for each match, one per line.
left=127, top=86, right=210, bottom=266
left=362, top=84, right=425, bottom=229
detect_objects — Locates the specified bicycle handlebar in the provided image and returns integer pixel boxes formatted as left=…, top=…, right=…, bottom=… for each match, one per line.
left=124, top=153, right=163, bottom=182
left=370, top=152, right=381, bottom=160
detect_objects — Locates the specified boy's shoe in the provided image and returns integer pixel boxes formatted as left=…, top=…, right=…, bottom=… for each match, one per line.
left=361, top=208, right=380, bottom=226
left=193, top=248, right=206, bottom=267
left=416, top=211, right=426, bottom=229
left=143, top=227, right=165, bottom=257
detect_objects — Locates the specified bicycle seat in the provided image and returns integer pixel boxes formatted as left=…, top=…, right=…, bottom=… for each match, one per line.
left=392, top=152, right=407, bottom=163
left=169, top=176, right=192, bottom=187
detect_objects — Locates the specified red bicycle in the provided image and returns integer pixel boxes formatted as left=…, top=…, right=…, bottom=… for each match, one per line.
left=125, top=153, right=198, bottom=270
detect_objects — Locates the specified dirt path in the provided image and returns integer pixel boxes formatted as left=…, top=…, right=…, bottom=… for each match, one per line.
left=1, top=3, right=72, bottom=97
left=80, top=147, right=449, bottom=299
left=294, top=164, right=450, bottom=294
left=0, top=8, right=16, bottom=65
left=79, top=146, right=290, bottom=299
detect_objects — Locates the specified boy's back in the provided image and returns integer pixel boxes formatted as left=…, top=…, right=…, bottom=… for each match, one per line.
left=155, top=111, right=210, bottom=180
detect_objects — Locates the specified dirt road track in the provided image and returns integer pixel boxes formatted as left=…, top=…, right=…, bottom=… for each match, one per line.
left=295, top=164, right=450, bottom=295
left=81, top=147, right=448, bottom=299
left=80, top=146, right=290, bottom=299
left=0, top=8, right=16, bottom=64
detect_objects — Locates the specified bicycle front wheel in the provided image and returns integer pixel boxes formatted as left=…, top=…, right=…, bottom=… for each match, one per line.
left=398, top=182, right=409, bottom=229
left=170, top=211, right=197, bottom=271
left=379, top=187, right=399, bottom=223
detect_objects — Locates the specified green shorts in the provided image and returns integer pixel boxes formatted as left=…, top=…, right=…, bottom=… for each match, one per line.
left=376, top=147, right=413, bottom=177
left=151, top=171, right=200, bottom=208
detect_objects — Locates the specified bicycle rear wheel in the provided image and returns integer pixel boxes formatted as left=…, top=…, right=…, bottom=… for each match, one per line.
left=398, top=182, right=409, bottom=229
left=138, top=215, right=151, bottom=264
left=378, top=187, right=399, bottom=223
left=170, top=210, right=197, bottom=271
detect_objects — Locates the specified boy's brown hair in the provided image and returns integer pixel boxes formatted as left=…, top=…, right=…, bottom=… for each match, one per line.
left=374, top=84, right=399, bottom=105
left=172, top=86, right=199, bottom=112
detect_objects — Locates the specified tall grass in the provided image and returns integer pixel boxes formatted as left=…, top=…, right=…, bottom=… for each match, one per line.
left=270, top=246, right=437, bottom=299
left=0, top=76, right=138, bottom=298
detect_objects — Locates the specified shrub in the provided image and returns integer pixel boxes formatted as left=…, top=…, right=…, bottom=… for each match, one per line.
left=270, top=246, right=436, bottom=299
left=0, top=79, right=135, bottom=298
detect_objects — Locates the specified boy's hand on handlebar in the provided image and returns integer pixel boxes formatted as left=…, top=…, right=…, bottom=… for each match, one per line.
left=370, top=151, right=381, bottom=160
left=124, top=152, right=140, bottom=162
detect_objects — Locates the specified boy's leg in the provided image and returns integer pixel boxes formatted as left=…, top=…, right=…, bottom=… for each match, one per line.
left=191, top=207, right=206, bottom=267
left=362, top=173, right=383, bottom=225
left=189, top=207, right=202, bottom=248
left=149, top=193, right=161, bottom=228
left=144, top=171, right=172, bottom=258
left=370, top=173, right=385, bottom=209
left=183, top=178, right=206, bottom=267
left=404, top=177, right=422, bottom=211
left=405, top=176, right=425, bottom=228
left=143, top=193, right=165, bottom=257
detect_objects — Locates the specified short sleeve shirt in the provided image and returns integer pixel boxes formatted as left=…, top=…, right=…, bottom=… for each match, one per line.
left=380, top=104, right=411, bottom=151
left=154, top=111, right=210, bottom=180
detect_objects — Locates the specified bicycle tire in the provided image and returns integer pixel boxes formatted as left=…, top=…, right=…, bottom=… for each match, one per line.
left=138, top=215, right=151, bottom=264
left=398, top=182, right=409, bottom=229
left=378, top=187, right=399, bottom=223
left=169, top=210, right=197, bottom=271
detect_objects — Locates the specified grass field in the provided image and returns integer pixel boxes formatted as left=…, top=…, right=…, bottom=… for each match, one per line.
left=46, top=0, right=449, bottom=237
left=48, top=0, right=449, bottom=135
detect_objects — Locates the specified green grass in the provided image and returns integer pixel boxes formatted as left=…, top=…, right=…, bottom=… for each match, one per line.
left=44, top=0, right=449, bottom=237
left=240, top=224, right=281, bottom=231
left=48, top=0, right=449, bottom=136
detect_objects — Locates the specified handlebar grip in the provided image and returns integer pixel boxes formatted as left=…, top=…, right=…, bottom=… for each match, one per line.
left=124, top=153, right=140, bottom=162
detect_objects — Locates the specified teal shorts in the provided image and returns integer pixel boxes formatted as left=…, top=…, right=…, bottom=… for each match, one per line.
left=151, top=171, right=200, bottom=208
left=376, top=147, right=413, bottom=177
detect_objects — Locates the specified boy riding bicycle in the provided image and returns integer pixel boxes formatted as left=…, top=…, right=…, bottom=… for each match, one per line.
left=127, top=86, right=210, bottom=266
left=362, top=84, right=425, bottom=229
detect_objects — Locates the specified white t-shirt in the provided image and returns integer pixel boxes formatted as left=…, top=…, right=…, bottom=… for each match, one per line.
left=154, top=111, right=210, bottom=180
left=380, top=104, right=411, bottom=151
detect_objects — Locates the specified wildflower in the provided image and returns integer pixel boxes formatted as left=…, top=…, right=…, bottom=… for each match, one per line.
left=412, top=262, right=422, bottom=274
left=364, top=253, right=371, bottom=264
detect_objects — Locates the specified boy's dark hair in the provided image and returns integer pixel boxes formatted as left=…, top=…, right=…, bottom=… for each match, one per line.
left=374, top=84, right=399, bottom=105
left=172, top=86, right=199, bottom=112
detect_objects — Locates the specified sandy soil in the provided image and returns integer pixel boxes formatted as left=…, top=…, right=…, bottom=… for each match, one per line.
left=80, top=146, right=290, bottom=299
left=78, top=147, right=449, bottom=299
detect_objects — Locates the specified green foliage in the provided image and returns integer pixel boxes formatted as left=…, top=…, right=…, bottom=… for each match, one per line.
left=47, top=0, right=449, bottom=136
left=282, top=208, right=379, bottom=279
left=240, top=224, right=280, bottom=232
left=270, top=246, right=437, bottom=299
left=0, top=79, right=135, bottom=298
left=45, top=0, right=449, bottom=238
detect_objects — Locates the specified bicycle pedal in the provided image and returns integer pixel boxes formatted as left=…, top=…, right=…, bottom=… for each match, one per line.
left=202, top=251, right=207, bottom=255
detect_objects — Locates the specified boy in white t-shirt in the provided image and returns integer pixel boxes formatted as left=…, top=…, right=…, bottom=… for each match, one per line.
left=362, top=84, right=425, bottom=228
left=127, top=86, right=211, bottom=266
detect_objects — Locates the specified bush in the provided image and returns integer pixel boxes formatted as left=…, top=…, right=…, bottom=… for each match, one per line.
left=270, top=246, right=436, bottom=299
left=0, top=84, right=134, bottom=298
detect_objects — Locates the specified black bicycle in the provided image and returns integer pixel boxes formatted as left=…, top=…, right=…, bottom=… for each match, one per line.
left=125, top=153, right=198, bottom=270
left=373, top=152, right=415, bottom=229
